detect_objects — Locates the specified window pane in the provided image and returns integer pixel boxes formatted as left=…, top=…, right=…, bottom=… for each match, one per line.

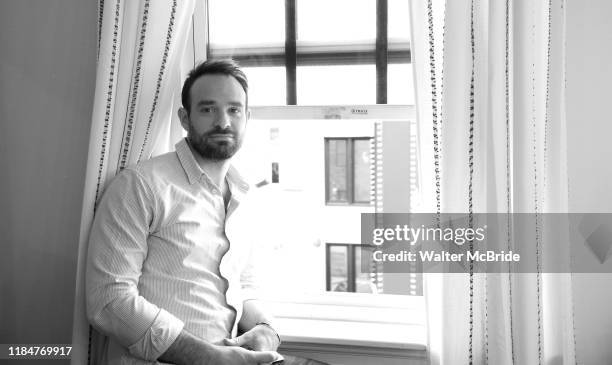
left=388, top=63, right=415, bottom=105
left=208, top=0, right=285, bottom=46
left=233, top=119, right=420, bottom=297
left=389, top=0, right=411, bottom=41
left=242, top=66, right=286, bottom=106
left=297, top=0, right=375, bottom=43
left=329, top=245, right=349, bottom=292
left=353, top=139, right=371, bottom=203
left=327, top=139, right=348, bottom=203
left=354, top=246, right=377, bottom=293
left=298, top=65, right=375, bottom=105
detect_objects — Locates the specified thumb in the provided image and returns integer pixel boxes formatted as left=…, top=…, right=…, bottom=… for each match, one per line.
left=223, top=335, right=245, bottom=347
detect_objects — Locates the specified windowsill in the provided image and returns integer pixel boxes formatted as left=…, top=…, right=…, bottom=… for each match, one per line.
left=276, top=317, right=427, bottom=351
left=324, top=202, right=374, bottom=207
left=265, top=292, right=427, bottom=352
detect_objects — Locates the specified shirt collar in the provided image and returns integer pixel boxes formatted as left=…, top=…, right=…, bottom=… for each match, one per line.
left=175, top=138, right=250, bottom=194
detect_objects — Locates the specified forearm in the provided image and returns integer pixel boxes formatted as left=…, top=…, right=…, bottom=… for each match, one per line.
left=86, top=290, right=184, bottom=361
left=161, top=329, right=282, bottom=365
left=158, top=329, right=215, bottom=365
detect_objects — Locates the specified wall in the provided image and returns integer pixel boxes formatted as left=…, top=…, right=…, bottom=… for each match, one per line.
left=566, top=0, right=612, bottom=364
left=0, top=0, right=96, bottom=363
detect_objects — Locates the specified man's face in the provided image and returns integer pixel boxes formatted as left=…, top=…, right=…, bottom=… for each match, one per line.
left=181, top=74, right=248, bottom=161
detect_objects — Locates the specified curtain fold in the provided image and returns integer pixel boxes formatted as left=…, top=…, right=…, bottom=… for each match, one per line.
left=71, top=1, right=195, bottom=364
left=409, top=0, right=576, bottom=364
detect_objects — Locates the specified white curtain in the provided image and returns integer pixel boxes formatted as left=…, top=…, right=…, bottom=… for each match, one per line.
left=409, top=0, right=576, bottom=364
left=70, top=1, right=196, bottom=364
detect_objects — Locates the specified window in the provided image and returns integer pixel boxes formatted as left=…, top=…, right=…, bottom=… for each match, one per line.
left=205, top=0, right=412, bottom=106
left=193, top=0, right=426, bottom=350
left=326, top=138, right=372, bottom=205
left=326, top=243, right=422, bottom=295
left=326, top=243, right=378, bottom=293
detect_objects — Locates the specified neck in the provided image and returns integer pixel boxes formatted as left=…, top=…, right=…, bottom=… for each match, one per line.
left=200, top=159, right=231, bottom=189
left=187, top=143, right=231, bottom=189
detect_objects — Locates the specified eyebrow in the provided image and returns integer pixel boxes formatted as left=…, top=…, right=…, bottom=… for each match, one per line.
left=195, top=100, right=244, bottom=107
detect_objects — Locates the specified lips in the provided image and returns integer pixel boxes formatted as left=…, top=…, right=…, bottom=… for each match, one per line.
left=208, top=133, right=234, bottom=138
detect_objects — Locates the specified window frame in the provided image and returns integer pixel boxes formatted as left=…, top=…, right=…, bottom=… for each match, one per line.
left=326, top=243, right=379, bottom=293
left=326, top=243, right=354, bottom=292
left=325, top=138, right=373, bottom=206
left=202, top=0, right=411, bottom=105
left=192, top=0, right=425, bottom=351
left=242, top=106, right=425, bottom=350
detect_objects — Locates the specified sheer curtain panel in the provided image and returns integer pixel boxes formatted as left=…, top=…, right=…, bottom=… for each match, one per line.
left=409, top=0, right=576, bottom=364
left=70, top=1, right=195, bottom=364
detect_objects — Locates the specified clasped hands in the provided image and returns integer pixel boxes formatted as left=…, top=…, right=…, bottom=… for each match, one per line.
left=210, top=324, right=283, bottom=364
left=223, top=323, right=281, bottom=352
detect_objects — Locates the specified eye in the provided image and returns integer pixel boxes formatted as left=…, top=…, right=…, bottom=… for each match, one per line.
left=229, top=107, right=242, bottom=114
left=201, top=106, right=216, bottom=113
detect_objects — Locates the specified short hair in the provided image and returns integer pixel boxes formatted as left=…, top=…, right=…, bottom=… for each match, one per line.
left=181, top=59, right=249, bottom=114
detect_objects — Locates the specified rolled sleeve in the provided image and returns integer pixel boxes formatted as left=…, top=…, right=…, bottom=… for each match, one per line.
left=86, top=168, right=182, bottom=361
left=127, top=308, right=184, bottom=361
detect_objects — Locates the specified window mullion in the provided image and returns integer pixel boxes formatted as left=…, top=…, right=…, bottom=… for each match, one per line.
left=348, top=244, right=356, bottom=293
left=285, top=0, right=297, bottom=105
left=376, top=0, right=388, bottom=104
left=325, top=243, right=331, bottom=291
left=324, top=138, right=330, bottom=203
left=194, top=0, right=209, bottom=62
left=347, top=138, right=354, bottom=204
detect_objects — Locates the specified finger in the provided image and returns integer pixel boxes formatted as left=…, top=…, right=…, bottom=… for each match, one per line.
left=228, top=334, right=249, bottom=347
left=248, top=350, right=281, bottom=363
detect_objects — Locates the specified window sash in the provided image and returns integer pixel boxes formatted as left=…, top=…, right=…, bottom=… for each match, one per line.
left=192, top=0, right=423, bottom=324
left=208, top=40, right=410, bottom=67
left=249, top=104, right=415, bottom=120
left=200, top=0, right=412, bottom=105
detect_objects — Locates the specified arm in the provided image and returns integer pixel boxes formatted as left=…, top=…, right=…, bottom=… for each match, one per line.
left=85, top=169, right=184, bottom=361
left=225, top=240, right=281, bottom=351
left=238, top=231, right=274, bottom=332
left=86, top=169, right=281, bottom=365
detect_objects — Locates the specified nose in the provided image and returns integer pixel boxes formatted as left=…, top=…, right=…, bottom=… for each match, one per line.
left=215, top=110, right=231, bottom=129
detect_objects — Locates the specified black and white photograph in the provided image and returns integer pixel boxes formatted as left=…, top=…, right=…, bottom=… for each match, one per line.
left=1, top=0, right=611, bottom=364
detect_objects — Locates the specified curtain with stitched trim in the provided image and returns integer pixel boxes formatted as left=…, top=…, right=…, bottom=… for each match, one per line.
left=409, top=0, right=576, bottom=364
left=71, top=1, right=195, bottom=364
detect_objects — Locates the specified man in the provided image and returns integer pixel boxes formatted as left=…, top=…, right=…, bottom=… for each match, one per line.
left=86, top=59, right=284, bottom=364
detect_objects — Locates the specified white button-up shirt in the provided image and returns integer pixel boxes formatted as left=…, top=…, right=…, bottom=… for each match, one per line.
left=86, top=139, right=260, bottom=364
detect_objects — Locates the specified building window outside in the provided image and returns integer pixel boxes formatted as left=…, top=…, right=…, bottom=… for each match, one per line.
left=326, top=243, right=378, bottom=293
left=326, top=242, right=422, bottom=296
left=326, top=137, right=372, bottom=205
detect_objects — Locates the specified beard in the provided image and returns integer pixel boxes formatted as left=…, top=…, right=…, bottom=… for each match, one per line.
left=187, top=123, right=243, bottom=161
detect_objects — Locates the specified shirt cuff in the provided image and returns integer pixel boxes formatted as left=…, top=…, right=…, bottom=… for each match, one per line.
left=127, top=308, right=185, bottom=361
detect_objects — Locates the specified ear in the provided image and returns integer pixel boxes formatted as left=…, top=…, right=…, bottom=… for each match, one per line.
left=178, top=107, right=190, bottom=132
left=246, top=108, right=251, bottom=121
